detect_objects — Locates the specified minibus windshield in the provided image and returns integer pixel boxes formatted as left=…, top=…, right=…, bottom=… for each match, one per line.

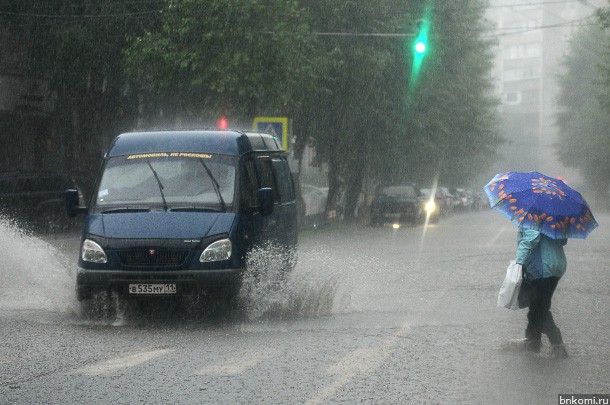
left=95, top=153, right=236, bottom=211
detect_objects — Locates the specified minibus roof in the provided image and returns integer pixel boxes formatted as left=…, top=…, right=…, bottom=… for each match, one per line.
left=106, top=130, right=283, bottom=157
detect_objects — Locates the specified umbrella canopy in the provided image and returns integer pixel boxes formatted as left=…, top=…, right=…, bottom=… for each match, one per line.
left=484, top=171, right=598, bottom=239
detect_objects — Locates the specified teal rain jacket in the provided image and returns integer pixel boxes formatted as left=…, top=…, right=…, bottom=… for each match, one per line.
left=516, top=228, right=568, bottom=280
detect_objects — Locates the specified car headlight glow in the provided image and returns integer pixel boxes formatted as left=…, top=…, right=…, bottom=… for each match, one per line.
left=200, top=239, right=232, bottom=262
left=425, top=199, right=436, bottom=214
left=82, top=239, right=107, bottom=263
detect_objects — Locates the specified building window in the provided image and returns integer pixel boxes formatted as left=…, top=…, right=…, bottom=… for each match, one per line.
left=503, top=43, right=541, bottom=60
left=521, top=89, right=540, bottom=104
left=524, top=43, right=541, bottom=57
left=504, top=92, right=521, bottom=105
left=504, top=66, right=541, bottom=81
left=504, top=19, right=540, bottom=33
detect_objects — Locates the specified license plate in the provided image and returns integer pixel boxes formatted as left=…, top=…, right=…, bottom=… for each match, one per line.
left=128, top=283, right=177, bottom=295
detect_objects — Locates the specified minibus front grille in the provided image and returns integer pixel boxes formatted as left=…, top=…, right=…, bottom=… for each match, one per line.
left=117, top=248, right=190, bottom=267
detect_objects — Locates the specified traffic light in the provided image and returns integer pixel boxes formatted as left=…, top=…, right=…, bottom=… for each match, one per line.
left=413, top=18, right=429, bottom=57
left=408, top=6, right=432, bottom=95
left=217, top=115, right=228, bottom=130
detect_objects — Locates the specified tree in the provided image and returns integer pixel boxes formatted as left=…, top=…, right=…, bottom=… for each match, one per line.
left=3, top=0, right=503, bottom=223
left=124, top=0, right=315, bottom=127
left=300, top=0, right=407, bottom=220
left=555, top=25, right=610, bottom=201
left=596, top=3, right=610, bottom=114
left=305, top=0, right=501, bottom=220
left=2, top=0, right=164, bottom=174
left=398, top=0, right=501, bottom=188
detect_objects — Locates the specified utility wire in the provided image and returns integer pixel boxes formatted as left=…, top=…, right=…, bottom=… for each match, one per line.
left=260, top=15, right=599, bottom=39
left=1, top=0, right=600, bottom=19
left=524, top=0, right=569, bottom=24
left=0, top=10, right=163, bottom=18
left=488, top=0, right=595, bottom=7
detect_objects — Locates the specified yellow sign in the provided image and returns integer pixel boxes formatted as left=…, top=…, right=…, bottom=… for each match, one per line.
left=252, top=117, right=289, bottom=151
left=127, top=152, right=212, bottom=159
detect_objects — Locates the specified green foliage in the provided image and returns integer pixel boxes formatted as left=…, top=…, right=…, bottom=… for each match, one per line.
left=556, top=25, right=610, bottom=199
left=597, top=4, right=610, bottom=114
left=597, top=5, right=610, bottom=29
left=124, top=0, right=314, bottom=123
left=3, top=0, right=164, bottom=171
left=295, top=0, right=409, bottom=217
left=289, top=0, right=501, bottom=218
left=4, top=0, right=502, bottom=219
left=396, top=0, right=501, bottom=187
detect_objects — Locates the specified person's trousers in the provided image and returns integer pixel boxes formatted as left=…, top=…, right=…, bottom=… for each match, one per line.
left=525, top=276, right=564, bottom=345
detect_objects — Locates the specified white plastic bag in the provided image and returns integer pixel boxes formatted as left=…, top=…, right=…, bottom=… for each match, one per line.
left=497, top=260, right=522, bottom=310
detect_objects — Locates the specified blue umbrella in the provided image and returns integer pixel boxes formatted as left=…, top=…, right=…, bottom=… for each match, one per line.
left=483, top=171, right=598, bottom=239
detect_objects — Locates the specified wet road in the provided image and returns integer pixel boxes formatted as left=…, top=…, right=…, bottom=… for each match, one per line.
left=1, top=209, right=609, bottom=404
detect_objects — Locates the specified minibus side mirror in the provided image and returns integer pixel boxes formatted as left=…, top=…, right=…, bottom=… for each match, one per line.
left=258, top=187, right=274, bottom=216
left=65, top=189, right=86, bottom=217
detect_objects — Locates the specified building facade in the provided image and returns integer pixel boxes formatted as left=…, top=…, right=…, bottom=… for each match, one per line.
left=486, top=0, right=603, bottom=182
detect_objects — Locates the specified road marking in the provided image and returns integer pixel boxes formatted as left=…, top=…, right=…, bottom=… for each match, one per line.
left=194, top=348, right=275, bottom=376
left=310, top=334, right=404, bottom=405
left=306, top=275, right=447, bottom=405
left=75, top=349, right=172, bottom=375
left=485, top=225, right=510, bottom=248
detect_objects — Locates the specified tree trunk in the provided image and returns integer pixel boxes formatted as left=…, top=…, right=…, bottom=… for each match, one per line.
left=325, top=152, right=343, bottom=221
left=343, top=153, right=366, bottom=221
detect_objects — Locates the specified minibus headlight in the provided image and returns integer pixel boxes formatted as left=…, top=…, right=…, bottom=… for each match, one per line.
left=82, top=239, right=107, bottom=263
left=200, top=239, right=232, bottom=262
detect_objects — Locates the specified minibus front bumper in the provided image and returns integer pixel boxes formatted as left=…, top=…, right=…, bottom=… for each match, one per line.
left=75, top=267, right=245, bottom=300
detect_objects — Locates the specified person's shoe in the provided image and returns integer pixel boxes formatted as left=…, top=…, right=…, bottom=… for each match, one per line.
left=550, top=344, right=568, bottom=359
left=524, top=338, right=542, bottom=353
left=502, top=338, right=541, bottom=353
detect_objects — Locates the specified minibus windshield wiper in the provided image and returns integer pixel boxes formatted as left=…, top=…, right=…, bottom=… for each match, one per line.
left=199, top=159, right=226, bottom=212
left=146, top=160, right=168, bottom=212
left=169, top=206, right=223, bottom=213
left=101, top=207, right=151, bottom=214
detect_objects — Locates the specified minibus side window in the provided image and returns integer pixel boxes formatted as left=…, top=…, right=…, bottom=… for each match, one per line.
left=271, top=158, right=295, bottom=203
left=258, top=157, right=279, bottom=203
left=241, top=158, right=259, bottom=209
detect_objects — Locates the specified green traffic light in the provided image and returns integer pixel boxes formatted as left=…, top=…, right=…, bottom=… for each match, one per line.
left=415, top=41, right=427, bottom=54
left=413, top=20, right=428, bottom=56
left=408, top=5, right=432, bottom=96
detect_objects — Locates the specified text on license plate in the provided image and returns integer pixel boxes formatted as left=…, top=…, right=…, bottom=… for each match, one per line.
left=129, top=283, right=177, bottom=294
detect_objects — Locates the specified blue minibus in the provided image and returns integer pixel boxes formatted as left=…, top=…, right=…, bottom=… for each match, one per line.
left=65, top=130, right=298, bottom=302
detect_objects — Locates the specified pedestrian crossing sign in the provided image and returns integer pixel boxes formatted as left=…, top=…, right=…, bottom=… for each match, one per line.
left=252, top=117, right=289, bottom=151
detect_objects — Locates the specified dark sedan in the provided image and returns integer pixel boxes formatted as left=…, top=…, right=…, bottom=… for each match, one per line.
left=0, top=171, right=86, bottom=232
left=370, top=184, right=426, bottom=227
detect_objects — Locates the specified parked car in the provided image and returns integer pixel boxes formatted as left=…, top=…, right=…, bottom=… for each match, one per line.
left=370, top=184, right=428, bottom=226
left=0, top=171, right=86, bottom=232
left=473, top=191, right=488, bottom=210
left=419, top=188, right=441, bottom=223
left=454, top=188, right=474, bottom=212
left=437, top=186, right=455, bottom=216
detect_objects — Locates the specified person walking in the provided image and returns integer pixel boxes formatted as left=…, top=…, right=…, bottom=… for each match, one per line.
left=516, top=228, right=569, bottom=358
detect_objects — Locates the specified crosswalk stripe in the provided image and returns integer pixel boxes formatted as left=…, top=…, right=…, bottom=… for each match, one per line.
left=75, top=349, right=173, bottom=375
left=194, top=348, right=275, bottom=376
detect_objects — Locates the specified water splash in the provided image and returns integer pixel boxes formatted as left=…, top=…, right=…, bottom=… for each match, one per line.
left=0, top=216, right=76, bottom=313
left=0, top=216, right=357, bottom=324
left=239, top=242, right=352, bottom=320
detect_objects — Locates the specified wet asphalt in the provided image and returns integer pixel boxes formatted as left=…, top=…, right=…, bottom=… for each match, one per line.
left=1, top=209, right=609, bottom=404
